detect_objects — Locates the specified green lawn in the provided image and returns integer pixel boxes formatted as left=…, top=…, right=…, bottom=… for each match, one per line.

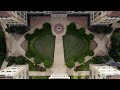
left=25, top=23, right=55, bottom=68
left=63, top=34, right=89, bottom=60
left=29, top=76, right=49, bottom=79
left=32, top=34, right=55, bottom=60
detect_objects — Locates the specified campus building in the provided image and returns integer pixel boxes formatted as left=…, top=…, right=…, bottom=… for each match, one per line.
left=90, top=11, right=120, bottom=25
left=0, top=11, right=27, bottom=26
left=0, top=65, right=29, bottom=79
left=89, top=64, right=120, bottom=79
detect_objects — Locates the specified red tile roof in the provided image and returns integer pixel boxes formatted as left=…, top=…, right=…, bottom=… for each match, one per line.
left=107, top=75, right=120, bottom=79
left=107, top=11, right=120, bottom=17
left=0, top=11, right=11, bottom=17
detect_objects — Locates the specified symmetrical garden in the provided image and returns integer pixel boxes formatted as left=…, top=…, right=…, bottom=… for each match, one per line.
left=63, top=23, right=94, bottom=68
left=1, top=18, right=120, bottom=77
left=25, top=23, right=55, bottom=68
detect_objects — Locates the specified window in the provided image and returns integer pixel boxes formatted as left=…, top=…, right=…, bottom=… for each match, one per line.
left=94, top=75, right=95, bottom=79
left=98, top=74, right=100, bottom=77
left=98, top=12, right=101, bottom=15
left=7, top=71, right=11, bottom=72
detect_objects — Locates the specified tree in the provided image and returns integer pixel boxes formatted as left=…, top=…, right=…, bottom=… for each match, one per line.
left=25, top=33, right=32, bottom=41
left=79, top=27, right=85, bottom=35
left=89, top=25, right=113, bottom=34
left=87, top=50, right=94, bottom=56
left=43, top=22, right=51, bottom=31
left=25, top=49, right=34, bottom=58
left=65, top=58, right=75, bottom=68
left=5, top=28, right=12, bottom=33
left=87, top=33, right=94, bottom=40
left=78, top=57, right=85, bottom=64
left=5, top=56, right=16, bottom=63
left=67, top=23, right=76, bottom=31
left=44, top=58, right=53, bottom=68
left=15, top=56, right=26, bottom=65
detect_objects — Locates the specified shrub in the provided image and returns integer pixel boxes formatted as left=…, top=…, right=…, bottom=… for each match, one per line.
left=5, top=28, right=12, bottom=33
left=78, top=57, right=85, bottom=64
left=87, top=33, right=94, bottom=40
left=5, top=26, right=28, bottom=34
left=65, top=58, right=75, bottom=68
left=44, top=58, right=53, bottom=68
left=25, top=49, right=34, bottom=58
left=0, top=53, right=6, bottom=61
left=87, top=50, right=94, bottom=56
left=89, top=25, right=113, bottom=34
left=79, top=27, right=85, bottom=35
left=5, top=56, right=16, bottom=63
left=34, top=55, right=42, bottom=64
left=67, top=23, right=76, bottom=31
left=43, top=22, right=51, bottom=31
left=25, top=33, right=32, bottom=41
left=0, top=30, right=6, bottom=63
left=15, top=56, right=26, bottom=65
left=109, top=29, right=120, bottom=62
left=36, top=66, right=46, bottom=72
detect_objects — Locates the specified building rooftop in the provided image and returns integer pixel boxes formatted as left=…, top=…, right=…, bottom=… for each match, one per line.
left=0, top=65, right=28, bottom=77
left=92, top=64, right=120, bottom=76
left=107, top=11, right=120, bottom=17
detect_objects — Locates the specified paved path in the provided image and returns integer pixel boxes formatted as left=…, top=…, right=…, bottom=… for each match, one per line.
left=29, top=71, right=89, bottom=76
left=50, top=18, right=69, bottom=75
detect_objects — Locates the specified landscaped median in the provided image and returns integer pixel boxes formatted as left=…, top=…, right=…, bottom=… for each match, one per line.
left=25, top=23, right=55, bottom=69
left=63, top=23, right=94, bottom=69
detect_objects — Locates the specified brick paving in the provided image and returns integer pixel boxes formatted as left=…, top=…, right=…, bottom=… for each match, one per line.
left=12, top=33, right=23, bottom=41
left=20, top=40, right=28, bottom=51
left=30, top=16, right=51, bottom=29
left=13, top=50, right=22, bottom=56
left=67, top=16, right=88, bottom=28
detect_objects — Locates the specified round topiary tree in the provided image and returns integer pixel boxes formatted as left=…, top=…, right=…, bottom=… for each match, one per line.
left=79, top=27, right=85, bottom=35
left=15, top=56, right=26, bottom=65
left=43, top=22, right=51, bottom=31
left=5, top=56, right=16, bottom=63
left=87, top=50, right=94, bottom=56
left=67, top=23, right=76, bottom=31
left=25, top=49, right=34, bottom=58
left=78, top=57, right=85, bottom=64
left=25, top=33, right=32, bottom=41
left=44, top=58, right=53, bottom=68
left=34, top=55, right=42, bottom=64
left=87, top=33, right=94, bottom=40
left=65, top=58, right=75, bottom=68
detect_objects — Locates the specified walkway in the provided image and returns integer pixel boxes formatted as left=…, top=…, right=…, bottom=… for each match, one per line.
left=29, top=71, right=89, bottom=76
left=50, top=18, right=69, bottom=74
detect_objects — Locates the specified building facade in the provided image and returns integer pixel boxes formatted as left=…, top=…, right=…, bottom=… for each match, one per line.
left=91, top=11, right=120, bottom=25
left=0, top=11, right=27, bottom=26
left=89, top=64, right=120, bottom=79
left=0, top=65, right=29, bottom=79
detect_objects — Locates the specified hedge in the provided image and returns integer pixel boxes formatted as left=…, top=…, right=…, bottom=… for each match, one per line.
left=65, top=58, right=75, bottom=68
left=44, top=58, right=53, bottom=68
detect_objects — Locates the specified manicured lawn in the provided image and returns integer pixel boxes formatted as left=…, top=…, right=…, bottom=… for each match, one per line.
left=63, top=34, right=89, bottom=60
left=63, top=23, right=94, bottom=68
left=25, top=23, right=55, bottom=68
left=32, top=34, right=55, bottom=60
left=29, top=76, right=49, bottom=79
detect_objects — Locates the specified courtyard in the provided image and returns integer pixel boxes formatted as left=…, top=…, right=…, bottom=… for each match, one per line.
left=0, top=15, right=118, bottom=77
